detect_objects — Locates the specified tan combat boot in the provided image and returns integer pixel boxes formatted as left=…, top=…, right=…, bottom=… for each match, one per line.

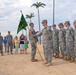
left=53, top=53, right=57, bottom=57
left=66, top=57, right=71, bottom=61
left=46, top=62, right=52, bottom=67
left=59, top=55, right=64, bottom=59
left=55, top=54, right=59, bottom=58
left=31, top=58, right=38, bottom=62
left=44, top=60, right=48, bottom=64
left=70, top=58, right=75, bottom=63
left=63, top=56, right=67, bottom=60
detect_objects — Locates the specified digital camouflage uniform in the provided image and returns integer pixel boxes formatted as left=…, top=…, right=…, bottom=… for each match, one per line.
left=0, top=36, right=3, bottom=55
left=59, top=28, right=66, bottom=56
left=66, top=27, right=75, bottom=58
left=36, top=26, right=53, bottom=62
left=74, top=28, right=76, bottom=57
left=29, top=28, right=38, bottom=59
left=52, top=28, right=59, bottom=55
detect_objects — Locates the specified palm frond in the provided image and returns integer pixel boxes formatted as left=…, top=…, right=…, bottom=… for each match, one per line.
left=31, top=2, right=46, bottom=8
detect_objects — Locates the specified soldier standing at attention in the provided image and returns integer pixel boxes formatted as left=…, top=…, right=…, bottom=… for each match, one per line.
left=6, top=31, right=13, bottom=54
left=65, top=21, right=75, bottom=62
left=52, top=24, right=59, bottom=58
left=73, top=20, right=76, bottom=57
left=0, top=32, right=4, bottom=56
left=36, top=20, right=53, bottom=66
left=58, top=23, right=66, bottom=59
left=29, top=23, right=38, bottom=62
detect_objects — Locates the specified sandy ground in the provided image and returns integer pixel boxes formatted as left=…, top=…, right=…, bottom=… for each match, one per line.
left=0, top=44, right=76, bottom=75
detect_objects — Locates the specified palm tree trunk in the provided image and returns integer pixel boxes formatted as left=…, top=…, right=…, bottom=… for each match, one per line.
left=53, top=0, right=55, bottom=25
left=38, top=8, right=41, bottom=44
left=30, top=18, right=31, bottom=23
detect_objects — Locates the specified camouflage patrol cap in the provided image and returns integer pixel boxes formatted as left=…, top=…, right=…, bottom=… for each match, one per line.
left=74, top=20, right=76, bottom=24
left=64, top=21, right=70, bottom=25
left=29, top=22, right=34, bottom=26
left=52, top=24, right=56, bottom=27
left=42, top=20, right=47, bottom=23
left=58, top=23, right=63, bottom=26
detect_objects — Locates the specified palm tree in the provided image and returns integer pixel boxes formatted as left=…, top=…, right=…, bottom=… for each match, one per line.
left=31, top=2, right=46, bottom=44
left=26, top=13, right=35, bottom=23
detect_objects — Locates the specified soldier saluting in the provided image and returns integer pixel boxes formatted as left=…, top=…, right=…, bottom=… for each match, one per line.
left=35, top=20, right=53, bottom=66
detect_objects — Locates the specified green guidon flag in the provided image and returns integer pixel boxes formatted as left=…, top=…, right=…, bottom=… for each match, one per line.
left=17, top=14, right=28, bottom=34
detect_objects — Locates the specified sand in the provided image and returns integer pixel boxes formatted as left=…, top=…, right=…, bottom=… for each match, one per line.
left=0, top=44, right=76, bottom=75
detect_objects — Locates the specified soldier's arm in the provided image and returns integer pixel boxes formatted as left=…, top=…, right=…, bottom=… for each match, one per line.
left=2, top=36, right=3, bottom=42
left=36, top=31, right=42, bottom=37
left=70, top=28, right=74, bottom=39
left=47, top=27, right=53, bottom=39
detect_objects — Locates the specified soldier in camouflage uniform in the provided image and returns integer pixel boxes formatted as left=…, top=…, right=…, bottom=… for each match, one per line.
left=73, top=20, right=76, bottom=57
left=65, top=21, right=75, bottom=62
left=36, top=20, right=53, bottom=66
left=29, top=23, right=38, bottom=62
left=6, top=31, right=13, bottom=54
left=58, top=23, right=66, bottom=59
left=52, top=24, right=59, bottom=58
left=0, top=32, right=4, bottom=56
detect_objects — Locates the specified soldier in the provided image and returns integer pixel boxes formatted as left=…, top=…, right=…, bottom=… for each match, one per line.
left=6, top=31, right=13, bottom=54
left=0, top=32, right=4, bottom=56
left=64, top=21, right=75, bottom=62
left=36, top=20, right=53, bottom=66
left=29, top=23, right=38, bottom=62
left=73, top=20, right=76, bottom=57
left=52, top=24, right=59, bottom=58
left=58, top=23, right=66, bottom=59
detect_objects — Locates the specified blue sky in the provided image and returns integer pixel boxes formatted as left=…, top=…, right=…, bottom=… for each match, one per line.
left=0, top=0, right=76, bottom=37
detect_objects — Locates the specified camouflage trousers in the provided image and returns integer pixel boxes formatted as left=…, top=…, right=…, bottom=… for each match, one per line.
left=53, top=41, right=59, bottom=55
left=43, top=43, right=52, bottom=62
left=74, top=42, right=76, bottom=57
left=66, top=41, right=75, bottom=58
left=30, top=41, right=37, bottom=59
left=0, top=44, right=3, bottom=55
left=59, top=42, right=66, bottom=56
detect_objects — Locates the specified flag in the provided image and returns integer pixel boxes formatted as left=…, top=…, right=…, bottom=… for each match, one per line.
left=17, top=14, right=28, bottom=34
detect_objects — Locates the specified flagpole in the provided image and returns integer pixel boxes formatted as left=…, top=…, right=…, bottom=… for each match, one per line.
left=20, top=10, right=22, bottom=14
left=53, top=0, right=55, bottom=25
left=22, top=29, right=24, bottom=34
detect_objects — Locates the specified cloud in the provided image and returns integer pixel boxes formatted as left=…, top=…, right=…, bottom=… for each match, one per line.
left=0, top=0, right=76, bottom=37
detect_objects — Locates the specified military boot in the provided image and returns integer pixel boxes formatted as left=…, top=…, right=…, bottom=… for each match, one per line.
left=66, top=57, right=71, bottom=61
left=46, top=62, right=52, bottom=67
left=31, top=58, right=38, bottom=62
left=63, top=56, right=67, bottom=60
left=53, top=53, right=57, bottom=57
left=55, top=54, right=59, bottom=58
left=59, top=55, right=64, bottom=59
left=44, top=60, right=48, bottom=64
left=70, top=58, right=75, bottom=63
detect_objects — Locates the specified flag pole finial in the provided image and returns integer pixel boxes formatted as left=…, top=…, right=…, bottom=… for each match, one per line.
left=20, top=10, right=22, bottom=14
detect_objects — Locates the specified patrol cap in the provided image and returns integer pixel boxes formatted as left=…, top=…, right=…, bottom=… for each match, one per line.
left=64, top=21, right=70, bottom=25
left=42, top=20, right=47, bottom=23
left=29, top=22, right=34, bottom=26
left=52, top=24, right=56, bottom=27
left=74, top=20, right=76, bottom=24
left=58, top=23, right=63, bottom=26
